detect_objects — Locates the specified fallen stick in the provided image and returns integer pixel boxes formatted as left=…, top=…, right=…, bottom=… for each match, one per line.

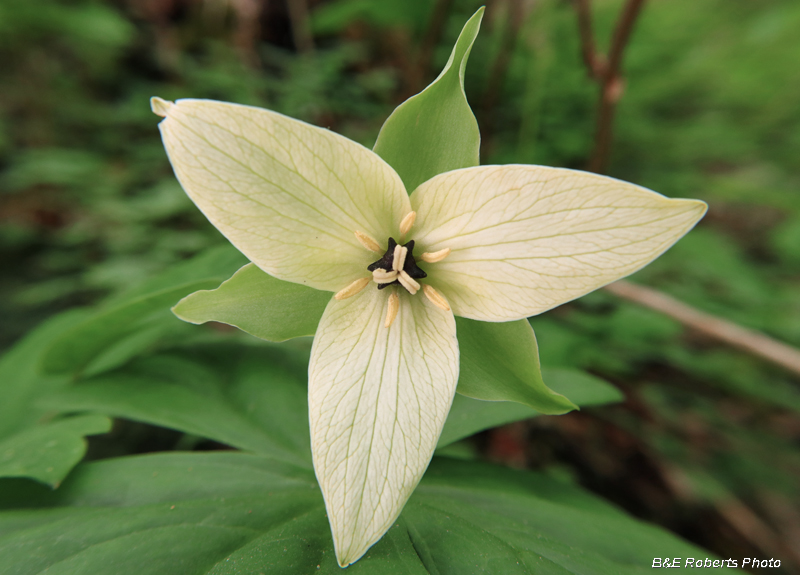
left=604, top=280, right=800, bottom=378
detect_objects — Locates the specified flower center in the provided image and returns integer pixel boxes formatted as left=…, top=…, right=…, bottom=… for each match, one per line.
left=367, top=237, right=427, bottom=295
left=334, top=220, right=452, bottom=327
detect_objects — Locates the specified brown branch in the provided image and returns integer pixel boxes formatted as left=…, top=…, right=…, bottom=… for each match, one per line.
left=574, top=4, right=800, bottom=381
left=482, top=0, right=524, bottom=112
left=604, top=280, right=800, bottom=378
left=588, top=0, right=644, bottom=172
left=286, top=0, right=314, bottom=54
left=715, top=498, right=800, bottom=566
left=605, top=0, right=645, bottom=83
left=574, top=0, right=605, bottom=80
left=231, top=0, right=266, bottom=67
left=573, top=0, right=645, bottom=173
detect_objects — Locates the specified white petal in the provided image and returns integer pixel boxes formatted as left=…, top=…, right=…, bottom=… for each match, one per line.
left=154, top=98, right=410, bottom=292
left=411, top=165, right=707, bottom=321
left=308, top=287, right=458, bottom=566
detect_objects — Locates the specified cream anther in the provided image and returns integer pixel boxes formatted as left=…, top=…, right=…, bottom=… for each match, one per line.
left=397, top=271, right=419, bottom=294
left=420, top=248, right=451, bottom=263
left=354, top=231, right=382, bottom=253
left=422, top=284, right=450, bottom=311
left=399, top=211, right=416, bottom=236
left=335, top=277, right=370, bottom=300
left=385, top=292, right=399, bottom=328
left=372, top=268, right=398, bottom=284
left=392, top=245, right=408, bottom=272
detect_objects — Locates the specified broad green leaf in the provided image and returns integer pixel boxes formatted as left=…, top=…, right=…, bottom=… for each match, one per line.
left=41, top=246, right=247, bottom=376
left=102, top=245, right=246, bottom=306
left=456, top=317, right=577, bottom=414
left=0, top=309, right=87, bottom=439
left=0, top=452, right=712, bottom=574
left=0, top=415, right=110, bottom=488
left=439, top=368, right=623, bottom=448
left=39, top=348, right=312, bottom=468
left=372, top=8, right=483, bottom=193
left=38, top=329, right=603, bottom=474
left=172, top=263, right=330, bottom=341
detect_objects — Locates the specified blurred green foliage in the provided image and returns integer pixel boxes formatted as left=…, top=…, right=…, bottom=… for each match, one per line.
left=1, top=0, right=799, bottom=570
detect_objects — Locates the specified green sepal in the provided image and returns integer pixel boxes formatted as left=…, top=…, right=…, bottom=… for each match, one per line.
left=455, top=317, right=579, bottom=414
left=373, top=7, right=483, bottom=193
left=439, top=368, right=623, bottom=448
left=0, top=415, right=111, bottom=488
left=172, top=263, right=330, bottom=342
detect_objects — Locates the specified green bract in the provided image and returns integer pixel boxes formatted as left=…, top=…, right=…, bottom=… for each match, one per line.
left=151, top=8, right=706, bottom=567
left=173, top=263, right=330, bottom=342
left=372, top=8, right=482, bottom=193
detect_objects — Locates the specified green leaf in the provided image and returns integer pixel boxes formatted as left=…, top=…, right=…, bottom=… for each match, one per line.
left=0, top=452, right=712, bottom=574
left=439, top=368, right=623, bottom=448
left=36, top=342, right=611, bottom=469
left=456, top=317, right=578, bottom=414
left=0, top=309, right=87, bottom=439
left=38, top=347, right=312, bottom=468
left=41, top=246, right=247, bottom=376
left=372, top=8, right=483, bottom=193
left=0, top=415, right=110, bottom=487
left=172, top=263, right=330, bottom=341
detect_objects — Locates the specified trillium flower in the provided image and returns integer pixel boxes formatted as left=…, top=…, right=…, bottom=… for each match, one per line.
left=151, top=94, right=705, bottom=567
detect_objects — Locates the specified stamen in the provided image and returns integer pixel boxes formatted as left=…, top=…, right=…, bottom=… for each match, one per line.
left=372, top=268, right=395, bottom=279
left=397, top=270, right=420, bottom=294
left=372, top=269, right=399, bottom=284
left=354, top=231, right=382, bottom=253
left=392, top=245, right=408, bottom=272
left=421, top=248, right=451, bottom=263
left=385, top=292, right=399, bottom=328
left=399, top=211, right=416, bottom=236
left=422, top=284, right=450, bottom=311
left=334, top=277, right=370, bottom=300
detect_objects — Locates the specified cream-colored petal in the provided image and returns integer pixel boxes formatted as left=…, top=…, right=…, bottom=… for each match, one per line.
left=154, top=98, right=410, bottom=292
left=411, top=165, right=707, bottom=321
left=308, top=287, right=458, bottom=566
